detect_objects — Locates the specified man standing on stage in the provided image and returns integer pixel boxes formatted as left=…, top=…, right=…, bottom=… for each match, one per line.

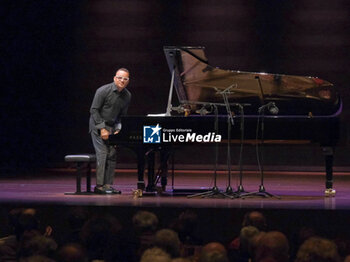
left=89, top=68, right=131, bottom=194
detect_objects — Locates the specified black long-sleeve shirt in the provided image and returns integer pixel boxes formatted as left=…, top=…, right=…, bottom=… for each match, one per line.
left=89, top=82, right=131, bottom=133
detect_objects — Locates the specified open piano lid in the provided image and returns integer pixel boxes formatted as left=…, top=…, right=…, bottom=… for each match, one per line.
left=164, top=46, right=341, bottom=116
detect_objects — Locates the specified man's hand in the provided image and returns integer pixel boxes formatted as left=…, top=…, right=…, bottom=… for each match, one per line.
left=100, top=128, right=110, bottom=140
left=114, top=130, right=120, bottom=135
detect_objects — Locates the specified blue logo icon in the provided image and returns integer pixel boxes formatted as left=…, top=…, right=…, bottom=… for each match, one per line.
left=143, top=124, right=161, bottom=143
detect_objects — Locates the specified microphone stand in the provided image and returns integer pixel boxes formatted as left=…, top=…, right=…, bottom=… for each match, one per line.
left=181, top=98, right=250, bottom=199
left=233, top=104, right=247, bottom=197
left=217, top=86, right=248, bottom=198
left=187, top=104, right=234, bottom=199
left=241, top=77, right=280, bottom=199
left=219, top=88, right=238, bottom=197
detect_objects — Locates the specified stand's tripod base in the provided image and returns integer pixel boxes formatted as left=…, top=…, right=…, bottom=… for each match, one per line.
left=226, top=186, right=234, bottom=194
left=325, top=188, right=336, bottom=197
left=241, top=185, right=281, bottom=199
left=232, top=185, right=249, bottom=198
left=237, top=185, right=245, bottom=192
left=224, top=186, right=240, bottom=198
left=187, top=186, right=235, bottom=199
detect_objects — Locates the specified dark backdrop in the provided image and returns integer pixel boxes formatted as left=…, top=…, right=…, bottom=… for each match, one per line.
left=1, top=0, right=350, bottom=170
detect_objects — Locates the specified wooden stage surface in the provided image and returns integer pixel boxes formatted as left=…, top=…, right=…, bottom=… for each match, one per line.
left=2, top=168, right=350, bottom=246
left=0, top=168, right=350, bottom=210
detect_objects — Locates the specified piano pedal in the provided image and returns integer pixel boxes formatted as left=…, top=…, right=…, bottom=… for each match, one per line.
left=324, top=188, right=336, bottom=197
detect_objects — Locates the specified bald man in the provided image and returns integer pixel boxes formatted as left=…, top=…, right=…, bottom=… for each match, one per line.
left=89, top=68, right=131, bottom=194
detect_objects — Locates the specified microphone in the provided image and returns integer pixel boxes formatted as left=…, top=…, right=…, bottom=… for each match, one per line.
left=196, top=105, right=211, bottom=115
left=258, top=102, right=279, bottom=115
left=171, top=105, right=185, bottom=113
left=269, top=103, right=279, bottom=115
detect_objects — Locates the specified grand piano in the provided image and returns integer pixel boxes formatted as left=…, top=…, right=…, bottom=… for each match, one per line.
left=109, top=46, right=342, bottom=196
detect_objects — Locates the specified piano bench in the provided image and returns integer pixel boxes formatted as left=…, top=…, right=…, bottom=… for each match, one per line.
left=64, top=154, right=96, bottom=195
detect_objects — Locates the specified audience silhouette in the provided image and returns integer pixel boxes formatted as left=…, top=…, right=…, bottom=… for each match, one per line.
left=0, top=208, right=349, bottom=262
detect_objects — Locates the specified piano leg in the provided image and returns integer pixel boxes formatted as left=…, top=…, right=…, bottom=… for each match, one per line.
left=137, top=148, right=145, bottom=190
left=146, top=150, right=156, bottom=192
left=323, top=147, right=336, bottom=197
left=160, top=148, right=170, bottom=191
left=136, top=147, right=170, bottom=193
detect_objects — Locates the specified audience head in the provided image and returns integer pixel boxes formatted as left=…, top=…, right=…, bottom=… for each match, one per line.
left=140, top=247, right=171, bottom=262
left=297, top=226, right=317, bottom=246
left=240, top=226, right=260, bottom=253
left=80, top=213, right=122, bottom=261
left=171, top=209, right=199, bottom=244
left=132, top=210, right=159, bottom=233
left=242, top=211, right=267, bottom=231
left=254, top=231, right=289, bottom=262
left=56, top=243, right=88, bottom=262
left=177, top=209, right=199, bottom=232
left=295, top=237, right=340, bottom=262
left=250, top=231, right=267, bottom=255
left=67, top=207, right=89, bottom=230
left=199, top=242, right=228, bottom=262
left=18, top=234, right=57, bottom=260
left=15, top=208, right=40, bottom=240
left=201, top=242, right=227, bottom=255
left=154, top=229, right=182, bottom=258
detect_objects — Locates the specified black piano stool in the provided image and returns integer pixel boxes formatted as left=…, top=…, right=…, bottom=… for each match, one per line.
left=64, top=154, right=96, bottom=195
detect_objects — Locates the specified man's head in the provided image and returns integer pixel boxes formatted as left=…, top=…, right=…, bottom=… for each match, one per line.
left=15, top=208, right=40, bottom=240
left=240, top=226, right=260, bottom=253
left=201, top=242, right=227, bottom=255
left=254, top=231, right=289, bottom=262
left=199, top=242, right=228, bottom=262
left=295, top=237, right=340, bottom=262
left=132, top=210, right=159, bottom=233
left=57, top=243, right=88, bottom=262
left=140, top=247, right=171, bottom=262
left=113, top=68, right=130, bottom=91
left=242, top=211, right=267, bottom=231
left=154, top=229, right=182, bottom=258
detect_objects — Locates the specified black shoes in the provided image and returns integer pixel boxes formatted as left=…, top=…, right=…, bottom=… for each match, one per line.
left=94, top=186, right=121, bottom=195
left=105, top=186, right=122, bottom=194
left=94, top=186, right=107, bottom=194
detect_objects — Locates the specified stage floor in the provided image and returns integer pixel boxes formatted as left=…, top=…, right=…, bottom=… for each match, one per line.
left=0, top=168, right=350, bottom=210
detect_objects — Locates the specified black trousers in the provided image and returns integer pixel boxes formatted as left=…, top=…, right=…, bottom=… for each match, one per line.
left=91, top=131, right=117, bottom=186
